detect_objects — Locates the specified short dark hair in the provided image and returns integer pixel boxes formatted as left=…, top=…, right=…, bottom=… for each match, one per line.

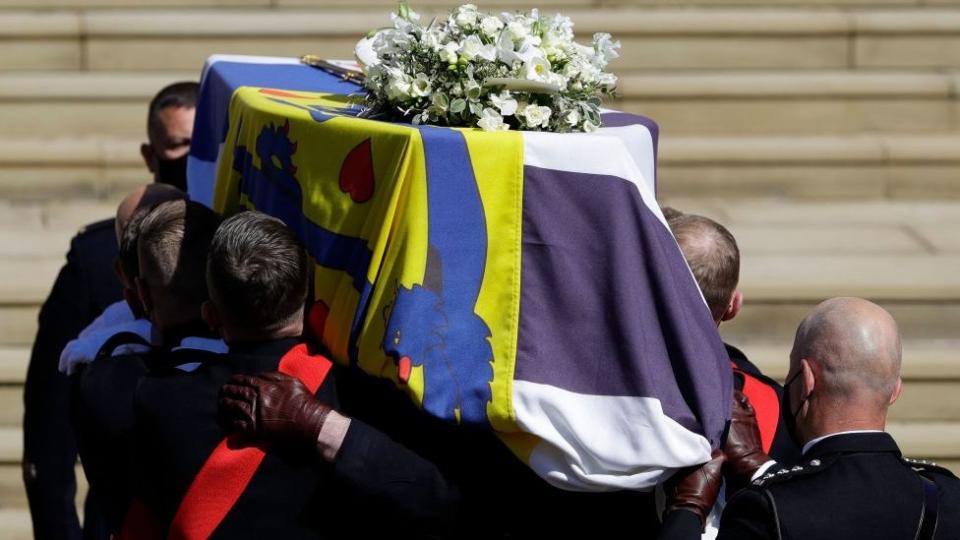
left=666, top=211, right=740, bottom=322
left=206, top=211, right=309, bottom=335
left=138, top=200, right=221, bottom=313
left=119, top=206, right=151, bottom=280
left=147, top=81, right=199, bottom=140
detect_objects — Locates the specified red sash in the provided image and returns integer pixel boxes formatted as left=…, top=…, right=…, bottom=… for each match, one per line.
left=166, top=344, right=332, bottom=540
left=731, top=361, right=779, bottom=454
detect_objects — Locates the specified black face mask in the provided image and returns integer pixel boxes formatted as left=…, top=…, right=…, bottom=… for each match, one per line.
left=156, top=154, right=188, bottom=191
left=781, top=368, right=806, bottom=448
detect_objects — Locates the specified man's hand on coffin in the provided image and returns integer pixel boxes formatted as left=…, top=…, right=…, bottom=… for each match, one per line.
left=218, top=371, right=331, bottom=453
left=663, top=449, right=725, bottom=531
left=722, top=390, right=771, bottom=493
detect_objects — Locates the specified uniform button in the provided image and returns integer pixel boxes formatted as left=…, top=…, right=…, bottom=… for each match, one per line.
left=809, top=459, right=821, bottom=466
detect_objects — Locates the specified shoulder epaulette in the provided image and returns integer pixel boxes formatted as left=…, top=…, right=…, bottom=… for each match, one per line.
left=76, top=218, right=115, bottom=237
left=902, top=456, right=958, bottom=479
left=752, top=456, right=837, bottom=488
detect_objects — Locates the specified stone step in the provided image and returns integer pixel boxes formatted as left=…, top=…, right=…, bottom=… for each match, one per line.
left=659, top=135, right=960, bottom=200
left=0, top=0, right=955, bottom=8
left=616, top=71, right=960, bottom=135
left=1, top=134, right=958, bottom=201
left=3, top=70, right=956, bottom=138
left=2, top=8, right=960, bottom=71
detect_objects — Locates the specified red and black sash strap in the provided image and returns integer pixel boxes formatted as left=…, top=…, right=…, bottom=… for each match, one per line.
left=167, top=343, right=332, bottom=540
left=731, top=361, right=779, bottom=455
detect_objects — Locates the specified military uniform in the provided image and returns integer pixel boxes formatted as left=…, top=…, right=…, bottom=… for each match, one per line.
left=134, top=338, right=460, bottom=539
left=24, top=218, right=121, bottom=540
left=718, top=432, right=960, bottom=539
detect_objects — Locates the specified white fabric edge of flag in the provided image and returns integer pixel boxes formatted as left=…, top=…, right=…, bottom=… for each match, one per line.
left=512, top=380, right=713, bottom=492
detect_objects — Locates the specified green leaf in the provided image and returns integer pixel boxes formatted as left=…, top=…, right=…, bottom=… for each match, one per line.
left=450, top=98, right=467, bottom=113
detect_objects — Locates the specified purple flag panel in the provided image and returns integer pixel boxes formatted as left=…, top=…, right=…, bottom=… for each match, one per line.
left=517, top=166, right=732, bottom=447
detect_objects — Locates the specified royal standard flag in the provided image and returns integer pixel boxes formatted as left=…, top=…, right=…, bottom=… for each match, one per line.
left=203, top=58, right=731, bottom=492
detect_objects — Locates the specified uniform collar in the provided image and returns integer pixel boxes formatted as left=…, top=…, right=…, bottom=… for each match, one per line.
left=227, top=337, right=301, bottom=358
left=803, top=431, right=900, bottom=460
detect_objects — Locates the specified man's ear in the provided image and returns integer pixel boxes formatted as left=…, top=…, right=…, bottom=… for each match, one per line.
left=720, top=289, right=743, bottom=323
left=800, top=358, right=817, bottom=399
left=889, top=377, right=903, bottom=406
left=201, top=300, right=221, bottom=336
left=135, top=277, right=152, bottom=319
left=141, top=143, right=156, bottom=174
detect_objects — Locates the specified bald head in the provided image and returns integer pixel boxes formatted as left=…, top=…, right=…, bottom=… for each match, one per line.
left=115, top=183, right=186, bottom=243
left=792, top=297, right=902, bottom=411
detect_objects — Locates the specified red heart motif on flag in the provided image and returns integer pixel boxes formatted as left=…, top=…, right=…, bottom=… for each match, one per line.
left=307, top=300, right=329, bottom=341
left=339, top=139, right=375, bottom=203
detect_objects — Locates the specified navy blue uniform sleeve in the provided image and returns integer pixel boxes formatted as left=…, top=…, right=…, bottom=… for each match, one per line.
left=23, top=224, right=120, bottom=540
left=717, top=487, right=777, bottom=540
left=332, top=416, right=461, bottom=534
left=23, top=245, right=90, bottom=540
left=656, top=509, right=703, bottom=540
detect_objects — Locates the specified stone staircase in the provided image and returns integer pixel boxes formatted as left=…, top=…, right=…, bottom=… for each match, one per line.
left=1, top=0, right=959, bottom=537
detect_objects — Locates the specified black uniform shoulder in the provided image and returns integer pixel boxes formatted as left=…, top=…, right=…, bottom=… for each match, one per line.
left=75, top=217, right=116, bottom=238
left=750, top=455, right=839, bottom=490
left=902, top=456, right=960, bottom=480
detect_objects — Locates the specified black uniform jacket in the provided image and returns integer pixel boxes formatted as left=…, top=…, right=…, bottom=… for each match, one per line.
left=134, top=338, right=459, bottom=539
left=24, top=218, right=121, bottom=540
left=718, top=431, right=960, bottom=540
left=73, top=333, right=221, bottom=534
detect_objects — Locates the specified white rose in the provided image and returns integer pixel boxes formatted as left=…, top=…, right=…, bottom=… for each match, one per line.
left=506, top=21, right=529, bottom=41
left=455, top=8, right=478, bottom=28
left=385, top=71, right=412, bottom=101
left=582, top=119, right=599, bottom=132
left=489, top=91, right=518, bottom=116
left=480, top=16, right=504, bottom=37
left=565, top=109, right=580, bottom=126
left=477, top=107, right=509, bottom=131
left=521, top=103, right=551, bottom=128
left=411, top=73, right=432, bottom=97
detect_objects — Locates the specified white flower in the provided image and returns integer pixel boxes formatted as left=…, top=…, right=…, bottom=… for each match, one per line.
left=565, top=109, right=580, bottom=126
left=422, top=30, right=444, bottom=52
left=455, top=5, right=479, bottom=27
left=593, top=32, right=621, bottom=65
left=477, top=108, right=509, bottom=131
left=480, top=16, right=504, bottom=37
left=411, top=73, right=432, bottom=97
left=460, top=35, right=497, bottom=62
left=506, top=21, right=529, bottom=41
left=439, top=41, right=460, bottom=64
left=520, top=103, right=552, bottom=128
left=582, top=118, right=599, bottom=132
left=431, top=93, right=449, bottom=112
left=523, top=56, right=552, bottom=82
left=489, top=91, right=518, bottom=116
left=385, top=70, right=412, bottom=101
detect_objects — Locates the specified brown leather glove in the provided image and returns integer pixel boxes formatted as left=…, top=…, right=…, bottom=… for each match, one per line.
left=663, top=450, right=725, bottom=530
left=723, top=390, right=770, bottom=493
left=218, top=371, right=331, bottom=451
